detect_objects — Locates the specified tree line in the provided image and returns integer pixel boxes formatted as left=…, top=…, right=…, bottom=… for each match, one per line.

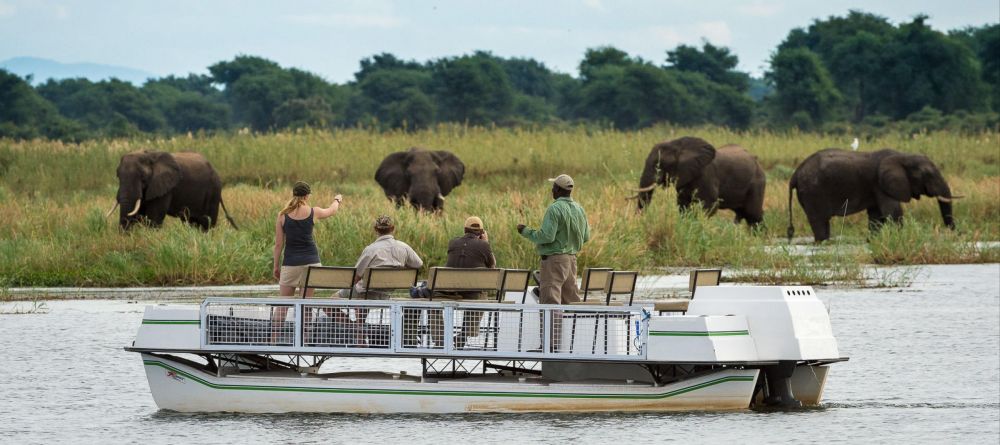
left=1, top=11, right=997, bottom=141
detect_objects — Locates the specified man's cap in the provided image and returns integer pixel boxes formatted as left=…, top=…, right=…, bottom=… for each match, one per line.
left=292, top=181, right=311, bottom=197
left=464, top=216, right=484, bottom=230
left=374, top=215, right=394, bottom=229
left=548, top=174, right=574, bottom=190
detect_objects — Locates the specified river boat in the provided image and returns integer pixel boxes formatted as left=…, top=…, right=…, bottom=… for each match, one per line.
left=125, top=285, right=846, bottom=413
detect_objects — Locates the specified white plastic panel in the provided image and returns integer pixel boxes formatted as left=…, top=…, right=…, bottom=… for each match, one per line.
left=646, top=315, right=758, bottom=362
left=687, top=286, right=840, bottom=361
left=133, top=305, right=201, bottom=350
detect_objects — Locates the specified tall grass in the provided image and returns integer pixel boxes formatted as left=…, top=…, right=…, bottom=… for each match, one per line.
left=0, top=126, right=996, bottom=287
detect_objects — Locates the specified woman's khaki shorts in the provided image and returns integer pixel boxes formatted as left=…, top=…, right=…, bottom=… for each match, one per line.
left=279, top=263, right=322, bottom=288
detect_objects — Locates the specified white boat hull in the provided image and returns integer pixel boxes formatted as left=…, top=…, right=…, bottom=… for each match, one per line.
left=142, top=354, right=760, bottom=413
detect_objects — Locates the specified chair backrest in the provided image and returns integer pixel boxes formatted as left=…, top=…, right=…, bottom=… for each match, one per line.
left=603, top=271, right=639, bottom=306
left=364, top=268, right=419, bottom=296
left=580, top=267, right=613, bottom=302
left=300, top=266, right=356, bottom=298
left=689, top=268, right=722, bottom=298
left=427, top=267, right=502, bottom=294
left=499, top=269, right=531, bottom=302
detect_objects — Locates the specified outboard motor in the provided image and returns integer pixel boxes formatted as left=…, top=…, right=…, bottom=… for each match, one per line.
left=761, top=360, right=802, bottom=408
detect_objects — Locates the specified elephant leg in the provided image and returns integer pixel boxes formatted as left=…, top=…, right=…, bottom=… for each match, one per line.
left=741, top=209, right=765, bottom=229
left=807, top=214, right=831, bottom=243
left=695, top=188, right=718, bottom=215
left=743, top=186, right=766, bottom=228
left=876, top=199, right=904, bottom=226
left=144, top=196, right=172, bottom=228
left=676, top=189, right=695, bottom=212
left=207, top=199, right=221, bottom=229
left=867, top=208, right=887, bottom=232
left=187, top=214, right=211, bottom=231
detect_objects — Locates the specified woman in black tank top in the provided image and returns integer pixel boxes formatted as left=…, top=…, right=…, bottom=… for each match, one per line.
left=272, top=181, right=344, bottom=297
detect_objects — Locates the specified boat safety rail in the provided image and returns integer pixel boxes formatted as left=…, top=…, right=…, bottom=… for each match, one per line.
left=200, top=298, right=648, bottom=360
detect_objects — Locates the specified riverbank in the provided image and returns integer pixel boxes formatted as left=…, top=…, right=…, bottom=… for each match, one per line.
left=2, top=127, right=997, bottom=287
left=5, top=264, right=987, bottom=302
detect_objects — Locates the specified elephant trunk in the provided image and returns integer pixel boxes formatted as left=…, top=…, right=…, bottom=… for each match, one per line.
left=635, top=161, right=659, bottom=210
left=937, top=198, right=955, bottom=230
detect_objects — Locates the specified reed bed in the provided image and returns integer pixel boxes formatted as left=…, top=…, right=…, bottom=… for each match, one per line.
left=0, top=126, right=996, bottom=287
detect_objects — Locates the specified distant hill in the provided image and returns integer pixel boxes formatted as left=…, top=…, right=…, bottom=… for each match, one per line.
left=0, top=56, right=158, bottom=85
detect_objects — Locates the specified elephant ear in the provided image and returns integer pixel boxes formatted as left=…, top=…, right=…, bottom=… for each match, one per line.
left=432, top=150, right=465, bottom=196
left=675, top=140, right=716, bottom=187
left=146, top=152, right=181, bottom=200
left=878, top=155, right=912, bottom=202
left=375, top=151, right=411, bottom=198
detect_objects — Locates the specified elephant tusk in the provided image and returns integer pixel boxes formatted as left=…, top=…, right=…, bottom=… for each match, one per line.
left=127, top=199, right=142, bottom=216
left=625, top=194, right=640, bottom=200
left=105, top=202, right=119, bottom=218
left=937, top=195, right=964, bottom=203
left=632, top=184, right=657, bottom=193
left=437, top=193, right=446, bottom=201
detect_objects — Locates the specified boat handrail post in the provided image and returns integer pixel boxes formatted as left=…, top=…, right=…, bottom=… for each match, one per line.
left=443, top=305, right=454, bottom=354
left=391, top=304, right=402, bottom=350
left=199, top=299, right=209, bottom=348
left=293, top=301, right=303, bottom=348
left=542, top=308, right=552, bottom=355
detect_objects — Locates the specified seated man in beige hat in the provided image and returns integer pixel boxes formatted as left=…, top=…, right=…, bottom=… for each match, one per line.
left=340, top=215, right=423, bottom=346
left=424, top=216, right=497, bottom=348
left=338, top=215, right=424, bottom=299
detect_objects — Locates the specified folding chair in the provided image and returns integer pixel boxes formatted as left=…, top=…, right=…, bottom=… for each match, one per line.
left=425, top=267, right=502, bottom=300
left=297, top=266, right=356, bottom=346
left=580, top=267, right=613, bottom=302
left=603, top=271, right=639, bottom=306
left=424, top=267, right=503, bottom=350
left=655, top=268, right=722, bottom=315
left=358, top=267, right=419, bottom=346
left=594, top=271, right=639, bottom=353
left=498, top=269, right=531, bottom=303
left=359, top=267, right=420, bottom=299
left=300, top=266, right=356, bottom=298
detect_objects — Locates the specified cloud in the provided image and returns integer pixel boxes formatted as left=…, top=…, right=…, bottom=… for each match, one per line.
left=282, top=13, right=404, bottom=29
left=737, top=1, right=783, bottom=18
left=0, top=1, right=16, bottom=17
left=54, top=5, right=69, bottom=20
left=693, top=21, right=732, bottom=44
left=648, top=21, right=732, bottom=47
left=583, top=0, right=605, bottom=11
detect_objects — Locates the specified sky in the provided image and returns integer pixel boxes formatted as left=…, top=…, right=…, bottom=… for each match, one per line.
left=1, top=0, right=997, bottom=83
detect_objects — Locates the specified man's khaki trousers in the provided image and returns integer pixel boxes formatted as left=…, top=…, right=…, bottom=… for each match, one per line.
left=538, top=254, right=581, bottom=305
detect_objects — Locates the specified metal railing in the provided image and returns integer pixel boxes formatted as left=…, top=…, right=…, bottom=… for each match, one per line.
left=201, top=298, right=648, bottom=360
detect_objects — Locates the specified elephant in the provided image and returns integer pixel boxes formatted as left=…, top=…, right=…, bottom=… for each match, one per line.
left=632, top=136, right=767, bottom=226
left=786, top=148, right=959, bottom=242
left=107, top=150, right=238, bottom=231
left=375, top=147, right=465, bottom=212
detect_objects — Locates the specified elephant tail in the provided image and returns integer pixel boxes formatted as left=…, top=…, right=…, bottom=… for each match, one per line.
left=786, top=176, right=797, bottom=241
left=220, top=198, right=239, bottom=230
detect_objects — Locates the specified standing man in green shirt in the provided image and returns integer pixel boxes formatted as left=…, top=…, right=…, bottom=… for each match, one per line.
left=517, top=174, right=591, bottom=305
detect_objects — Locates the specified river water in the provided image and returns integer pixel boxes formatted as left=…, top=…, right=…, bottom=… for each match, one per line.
left=1, top=264, right=998, bottom=444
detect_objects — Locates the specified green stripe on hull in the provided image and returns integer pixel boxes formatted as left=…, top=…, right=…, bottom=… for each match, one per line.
left=142, top=320, right=200, bottom=325
left=143, top=359, right=754, bottom=400
left=649, top=330, right=749, bottom=337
